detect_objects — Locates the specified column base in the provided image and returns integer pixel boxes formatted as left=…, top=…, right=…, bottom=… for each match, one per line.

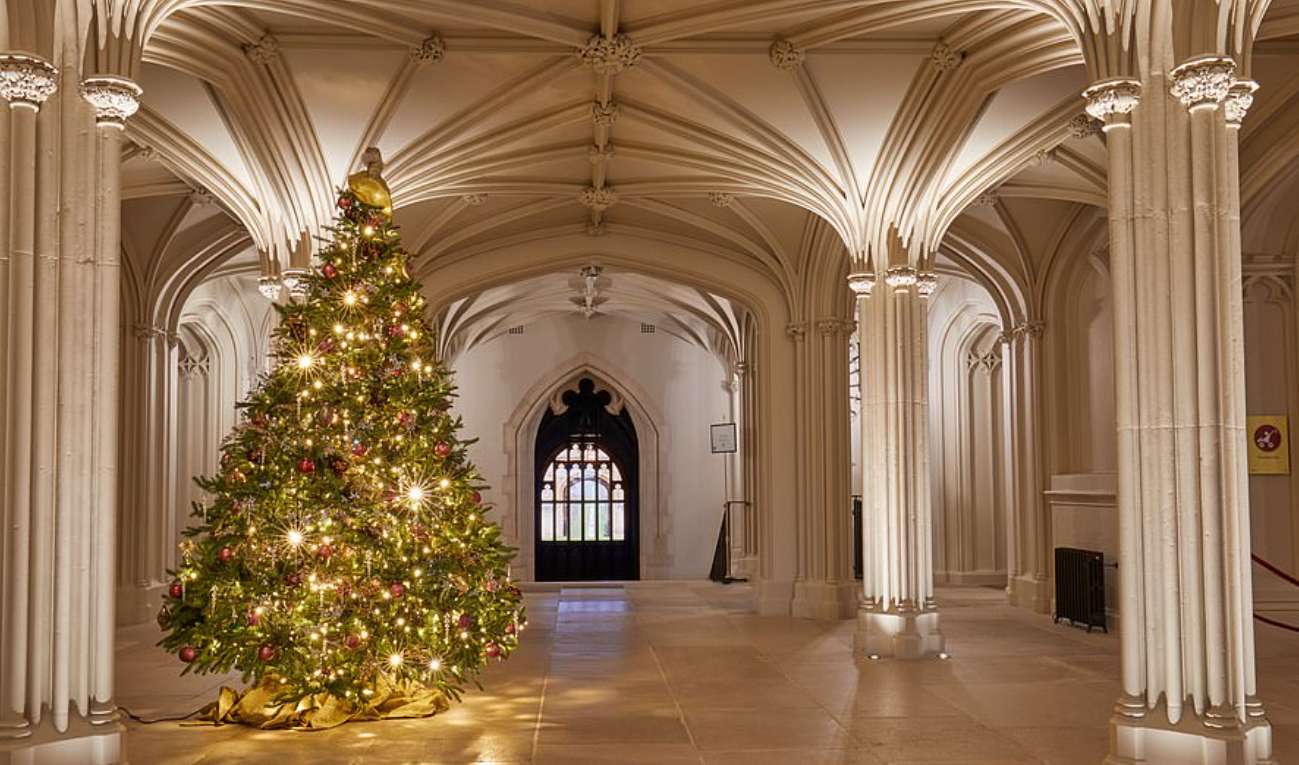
left=755, top=579, right=794, bottom=616
left=0, top=718, right=124, bottom=765
left=854, top=603, right=944, bottom=659
left=791, top=581, right=858, bottom=620
left=1009, top=573, right=1051, bottom=614
left=1106, top=698, right=1275, bottom=765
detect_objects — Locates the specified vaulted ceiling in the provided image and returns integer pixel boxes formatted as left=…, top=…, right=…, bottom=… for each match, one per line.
left=115, top=0, right=1299, bottom=333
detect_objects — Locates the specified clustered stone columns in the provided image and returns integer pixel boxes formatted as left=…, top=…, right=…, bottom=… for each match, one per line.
left=788, top=315, right=858, bottom=620
left=0, top=52, right=139, bottom=765
left=850, top=265, right=944, bottom=658
left=1000, top=320, right=1049, bottom=613
left=1086, top=56, right=1273, bottom=764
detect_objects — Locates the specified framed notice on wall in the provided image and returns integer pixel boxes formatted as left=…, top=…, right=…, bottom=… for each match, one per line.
left=710, top=423, right=738, bottom=454
left=1248, top=415, right=1290, bottom=475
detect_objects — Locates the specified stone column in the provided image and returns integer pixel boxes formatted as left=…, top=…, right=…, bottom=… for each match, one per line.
left=0, top=51, right=60, bottom=745
left=1086, top=57, right=1273, bottom=764
left=1003, top=321, right=1050, bottom=613
left=851, top=267, right=944, bottom=658
left=791, top=317, right=857, bottom=620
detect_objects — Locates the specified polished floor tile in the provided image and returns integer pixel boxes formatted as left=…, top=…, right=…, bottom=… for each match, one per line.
left=117, top=582, right=1299, bottom=765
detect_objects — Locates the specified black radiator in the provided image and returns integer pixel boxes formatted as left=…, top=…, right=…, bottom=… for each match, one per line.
left=1053, top=547, right=1108, bottom=633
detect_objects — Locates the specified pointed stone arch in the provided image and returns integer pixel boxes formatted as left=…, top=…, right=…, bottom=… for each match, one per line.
left=497, top=352, right=671, bottom=581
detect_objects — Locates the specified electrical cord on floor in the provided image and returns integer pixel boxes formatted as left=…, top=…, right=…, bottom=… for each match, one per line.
left=117, top=705, right=205, bottom=724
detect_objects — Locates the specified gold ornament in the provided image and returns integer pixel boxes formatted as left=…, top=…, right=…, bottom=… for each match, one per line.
left=347, top=147, right=393, bottom=219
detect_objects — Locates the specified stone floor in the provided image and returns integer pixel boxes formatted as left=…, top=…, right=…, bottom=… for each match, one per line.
left=117, top=582, right=1299, bottom=765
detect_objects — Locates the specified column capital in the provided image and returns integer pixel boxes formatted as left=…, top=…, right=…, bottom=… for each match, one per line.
left=785, top=321, right=808, bottom=342
left=0, top=53, right=59, bottom=108
left=81, top=76, right=143, bottom=127
left=884, top=265, right=917, bottom=290
left=1169, top=56, right=1235, bottom=110
left=257, top=275, right=282, bottom=301
left=1225, top=78, right=1259, bottom=127
left=815, top=318, right=854, bottom=336
left=281, top=268, right=311, bottom=300
left=1082, top=78, right=1141, bottom=128
left=847, top=271, right=875, bottom=298
left=915, top=272, right=937, bottom=297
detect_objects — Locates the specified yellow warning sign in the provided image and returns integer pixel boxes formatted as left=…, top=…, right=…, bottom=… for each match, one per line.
left=1248, top=416, right=1290, bottom=475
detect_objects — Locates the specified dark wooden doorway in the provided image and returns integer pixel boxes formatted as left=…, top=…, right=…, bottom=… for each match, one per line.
left=535, top=378, right=639, bottom=581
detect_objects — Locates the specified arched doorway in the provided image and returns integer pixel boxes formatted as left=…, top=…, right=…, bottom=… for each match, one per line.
left=535, top=377, right=639, bottom=581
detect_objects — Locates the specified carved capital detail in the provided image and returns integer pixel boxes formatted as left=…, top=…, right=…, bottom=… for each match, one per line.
left=931, top=42, right=964, bottom=72
left=815, top=318, right=854, bottom=336
left=257, top=275, right=282, bottom=301
left=1067, top=112, right=1101, bottom=139
left=462, top=194, right=487, bottom=206
left=81, top=76, right=143, bottom=127
left=885, top=266, right=918, bottom=289
left=0, top=54, right=58, bottom=107
left=1225, top=78, right=1259, bottom=126
left=847, top=271, right=875, bottom=297
left=915, top=272, right=938, bottom=297
left=244, top=35, right=279, bottom=64
left=578, top=34, right=642, bottom=74
left=1011, top=320, right=1045, bottom=342
left=281, top=268, right=311, bottom=300
left=1170, top=56, right=1235, bottom=109
left=1082, top=78, right=1141, bottom=126
left=588, top=144, right=615, bottom=164
left=786, top=321, right=809, bottom=341
left=973, top=189, right=999, bottom=207
left=709, top=192, right=734, bottom=208
left=769, top=39, right=806, bottom=71
left=409, top=35, right=446, bottom=64
left=578, top=186, right=618, bottom=212
left=590, top=100, right=619, bottom=126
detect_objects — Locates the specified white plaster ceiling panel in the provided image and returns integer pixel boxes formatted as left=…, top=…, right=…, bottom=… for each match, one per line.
left=806, top=52, right=927, bottom=200
left=122, top=195, right=192, bottom=259
left=998, top=196, right=1075, bottom=263
left=279, top=48, right=406, bottom=185
left=123, top=159, right=190, bottom=199
left=657, top=53, right=839, bottom=176
left=136, top=63, right=252, bottom=188
left=948, top=64, right=1089, bottom=181
left=605, top=155, right=723, bottom=182
left=382, top=55, right=583, bottom=159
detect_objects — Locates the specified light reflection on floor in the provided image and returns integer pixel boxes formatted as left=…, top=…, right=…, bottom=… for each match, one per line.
left=116, top=582, right=1299, bottom=764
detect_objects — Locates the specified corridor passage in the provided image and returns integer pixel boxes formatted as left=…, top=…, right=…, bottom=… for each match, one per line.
left=118, top=583, right=1299, bottom=765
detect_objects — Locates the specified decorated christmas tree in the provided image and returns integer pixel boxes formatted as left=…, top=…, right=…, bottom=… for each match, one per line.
left=157, top=150, right=524, bottom=729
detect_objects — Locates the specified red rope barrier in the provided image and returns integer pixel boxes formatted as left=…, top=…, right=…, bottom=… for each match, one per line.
left=1252, top=554, right=1299, bottom=590
left=1254, top=612, right=1299, bottom=634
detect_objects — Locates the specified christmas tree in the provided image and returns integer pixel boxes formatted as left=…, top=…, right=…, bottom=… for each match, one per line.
left=157, top=150, right=524, bottom=727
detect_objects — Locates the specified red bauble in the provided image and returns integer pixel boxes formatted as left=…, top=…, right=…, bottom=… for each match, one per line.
left=168, top=582, right=184, bottom=599
left=484, top=642, right=500, bottom=659
left=485, top=579, right=499, bottom=592
left=343, top=634, right=361, bottom=650
left=297, top=458, right=316, bottom=475
left=434, top=442, right=451, bottom=459
left=330, top=458, right=348, bottom=477
left=322, top=263, right=338, bottom=279
left=179, top=646, right=197, bottom=663
left=317, top=543, right=334, bottom=559
left=258, top=644, right=277, bottom=661
left=351, top=441, right=368, bottom=457
left=246, top=611, right=262, bottom=627
left=457, top=613, right=476, bottom=630
left=218, top=546, right=235, bottom=564
left=504, top=623, right=516, bottom=635
left=397, top=411, right=413, bottom=427
left=389, top=582, right=406, bottom=599
left=471, top=491, right=483, bottom=505
left=388, top=324, right=403, bottom=338
left=337, top=195, right=353, bottom=210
